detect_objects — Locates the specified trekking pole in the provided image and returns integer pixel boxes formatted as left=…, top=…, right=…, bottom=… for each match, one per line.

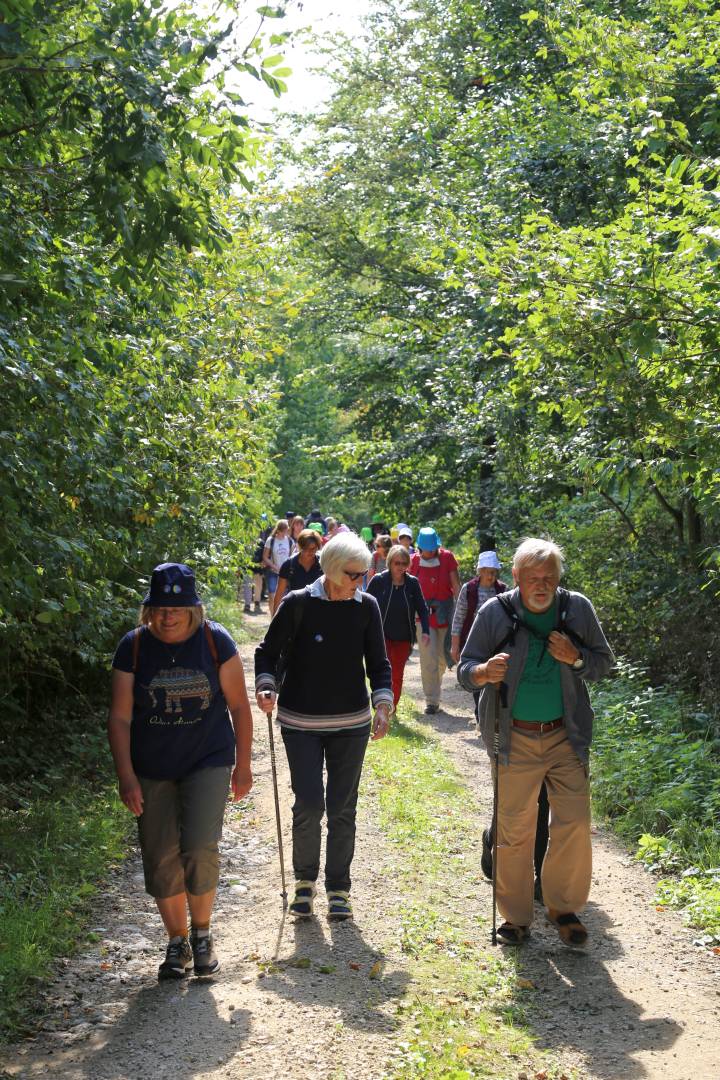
left=491, top=684, right=501, bottom=946
left=265, top=703, right=288, bottom=911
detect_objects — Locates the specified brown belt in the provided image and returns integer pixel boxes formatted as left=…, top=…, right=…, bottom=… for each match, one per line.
left=512, top=717, right=564, bottom=734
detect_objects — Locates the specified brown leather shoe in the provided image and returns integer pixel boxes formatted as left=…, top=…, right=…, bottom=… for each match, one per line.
left=547, top=910, right=588, bottom=947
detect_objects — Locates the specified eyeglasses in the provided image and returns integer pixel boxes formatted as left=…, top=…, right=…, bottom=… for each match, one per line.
left=343, top=569, right=365, bottom=581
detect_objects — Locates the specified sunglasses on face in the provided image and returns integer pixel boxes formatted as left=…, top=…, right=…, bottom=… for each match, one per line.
left=343, top=569, right=365, bottom=581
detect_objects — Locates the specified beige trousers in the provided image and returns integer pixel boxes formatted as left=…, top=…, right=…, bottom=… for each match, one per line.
left=417, top=626, right=448, bottom=708
left=496, top=726, right=591, bottom=927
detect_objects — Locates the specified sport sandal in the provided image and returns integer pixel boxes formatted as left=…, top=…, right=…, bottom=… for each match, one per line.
left=496, top=922, right=530, bottom=946
left=289, top=880, right=317, bottom=918
left=546, top=910, right=588, bottom=947
left=327, top=890, right=353, bottom=921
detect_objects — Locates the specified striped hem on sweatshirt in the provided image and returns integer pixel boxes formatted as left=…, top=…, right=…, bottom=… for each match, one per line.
left=277, top=705, right=372, bottom=732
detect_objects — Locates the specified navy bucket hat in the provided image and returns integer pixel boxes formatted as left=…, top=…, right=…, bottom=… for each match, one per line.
left=143, top=562, right=202, bottom=607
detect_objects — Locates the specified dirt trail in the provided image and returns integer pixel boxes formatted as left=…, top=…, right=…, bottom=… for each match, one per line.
left=3, top=617, right=719, bottom=1080
left=400, top=657, right=720, bottom=1080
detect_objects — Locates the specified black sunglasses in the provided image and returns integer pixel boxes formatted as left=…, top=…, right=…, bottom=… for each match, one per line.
left=343, top=569, right=365, bottom=581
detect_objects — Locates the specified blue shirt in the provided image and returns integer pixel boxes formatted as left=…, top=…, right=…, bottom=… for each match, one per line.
left=113, top=620, right=237, bottom=780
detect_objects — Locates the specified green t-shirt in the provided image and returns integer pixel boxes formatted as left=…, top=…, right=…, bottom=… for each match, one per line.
left=511, top=604, right=564, bottom=723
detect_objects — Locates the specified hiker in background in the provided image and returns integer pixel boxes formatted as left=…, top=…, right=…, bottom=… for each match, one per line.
left=108, top=563, right=253, bottom=980
left=305, top=508, right=327, bottom=535
left=254, top=533, right=393, bottom=922
left=409, top=527, right=460, bottom=714
left=457, top=538, right=614, bottom=947
left=325, top=516, right=339, bottom=541
left=367, top=544, right=430, bottom=707
left=450, top=551, right=508, bottom=665
left=263, top=519, right=293, bottom=615
left=289, top=515, right=306, bottom=549
left=272, top=528, right=322, bottom=612
left=396, top=525, right=414, bottom=553
left=367, top=534, right=392, bottom=581
left=247, top=518, right=271, bottom=614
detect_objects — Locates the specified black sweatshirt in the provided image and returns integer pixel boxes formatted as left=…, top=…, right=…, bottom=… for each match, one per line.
left=255, top=585, right=393, bottom=732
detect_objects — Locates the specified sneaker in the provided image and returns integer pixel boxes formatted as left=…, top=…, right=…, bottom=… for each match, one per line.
left=481, top=827, right=493, bottom=880
left=190, top=929, right=220, bottom=977
left=254, top=602, right=263, bottom=614
left=327, top=890, right=353, bottom=921
left=289, top=880, right=316, bottom=918
left=243, top=603, right=252, bottom=614
left=158, top=936, right=193, bottom=980
left=424, top=703, right=440, bottom=715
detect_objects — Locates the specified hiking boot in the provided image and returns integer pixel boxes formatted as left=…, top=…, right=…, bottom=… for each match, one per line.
left=534, top=877, right=544, bottom=904
left=158, top=936, right=193, bottom=980
left=254, top=602, right=263, bottom=614
left=243, top=603, right=252, bottom=614
left=481, top=827, right=493, bottom=880
left=424, top=703, right=440, bottom=715
left=190, top=929, right=220, bottom=977
left=289, top=880, right=316, bottom=918
left=327, top=890, right=353, bottom=921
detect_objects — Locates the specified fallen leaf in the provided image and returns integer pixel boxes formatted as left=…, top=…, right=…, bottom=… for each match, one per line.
left=534, top=1072, right=548, bottom=1080
left=457, top=1045, right=470, bottom=1056
left=368, top=961, right=382, bottom=980
left=655, top=905, right=666, bottom=912
left=349, top=962, right=360, bottom=971
left=517, top=978, right=536, bottom=990
left=713, top=947, right=720, bottom=956
left=289, top=957, right=311, bottom=969
left=99, top=962, right=112, bottom=971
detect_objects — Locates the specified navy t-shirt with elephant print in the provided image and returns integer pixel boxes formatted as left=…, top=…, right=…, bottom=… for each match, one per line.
left=112, top=621, right=237, bottom=780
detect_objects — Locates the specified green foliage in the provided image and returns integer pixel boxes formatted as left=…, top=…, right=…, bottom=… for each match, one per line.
left=268, top=0, right=720, bottom=700
left=0, top=0, right=291, bottom=755
left=591, top=663, right=720, bottom=935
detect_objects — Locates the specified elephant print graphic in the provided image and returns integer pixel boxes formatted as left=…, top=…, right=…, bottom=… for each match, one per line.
left=145, top=667, right=212, bottom=720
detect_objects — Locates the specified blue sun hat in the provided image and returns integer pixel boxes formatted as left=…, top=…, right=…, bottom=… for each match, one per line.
left=416, top=527, right=441, bottom=552
left=143, top=562, right=202, bottom=607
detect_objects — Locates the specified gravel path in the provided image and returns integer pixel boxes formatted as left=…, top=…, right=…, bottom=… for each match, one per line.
left=3, top=618, right=719, bottom=1079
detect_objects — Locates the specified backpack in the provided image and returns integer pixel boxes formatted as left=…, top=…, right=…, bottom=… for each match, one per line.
left=493, top=587, right=585, bottom=656
left=132, top=621, right=220, bottom=672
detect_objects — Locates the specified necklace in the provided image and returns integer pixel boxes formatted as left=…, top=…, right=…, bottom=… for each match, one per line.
left=150, top=629, right=194, bottom=666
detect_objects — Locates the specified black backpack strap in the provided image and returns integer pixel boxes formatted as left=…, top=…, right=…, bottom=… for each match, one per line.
left=555, top=587, right=585, bottom=649
left=493, top=593, right=520, bottom=653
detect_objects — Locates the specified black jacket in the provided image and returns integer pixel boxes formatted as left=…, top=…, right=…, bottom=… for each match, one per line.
left=366, top=571, right=430, bottom=643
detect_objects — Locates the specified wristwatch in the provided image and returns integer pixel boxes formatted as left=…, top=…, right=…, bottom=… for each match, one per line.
left=571, top=656, right=584, bottom=670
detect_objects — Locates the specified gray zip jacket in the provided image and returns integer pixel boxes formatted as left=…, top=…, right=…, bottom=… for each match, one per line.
left=457, top=587, right=614, bottom=766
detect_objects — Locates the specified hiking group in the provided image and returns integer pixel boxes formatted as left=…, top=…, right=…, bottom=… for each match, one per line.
left=108, top=514, right=613, bottom=979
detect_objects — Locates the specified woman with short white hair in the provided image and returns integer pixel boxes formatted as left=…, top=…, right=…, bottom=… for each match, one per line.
left=255, top=533, right=393, bottom=921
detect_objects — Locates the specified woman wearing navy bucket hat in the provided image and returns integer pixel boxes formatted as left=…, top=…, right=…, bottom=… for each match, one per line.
left=108, top=562, right=253, bottom=980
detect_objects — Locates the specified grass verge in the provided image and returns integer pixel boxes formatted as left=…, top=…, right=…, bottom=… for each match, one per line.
left=0, top=772, right=130, bottom=1039
left=591, top=662, right=720, bottom=942
left=364, top=698, right=577, bottom=1079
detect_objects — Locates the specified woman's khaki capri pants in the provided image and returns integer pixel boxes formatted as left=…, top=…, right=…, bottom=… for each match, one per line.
left=137, top=766, right=231, bottom=898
